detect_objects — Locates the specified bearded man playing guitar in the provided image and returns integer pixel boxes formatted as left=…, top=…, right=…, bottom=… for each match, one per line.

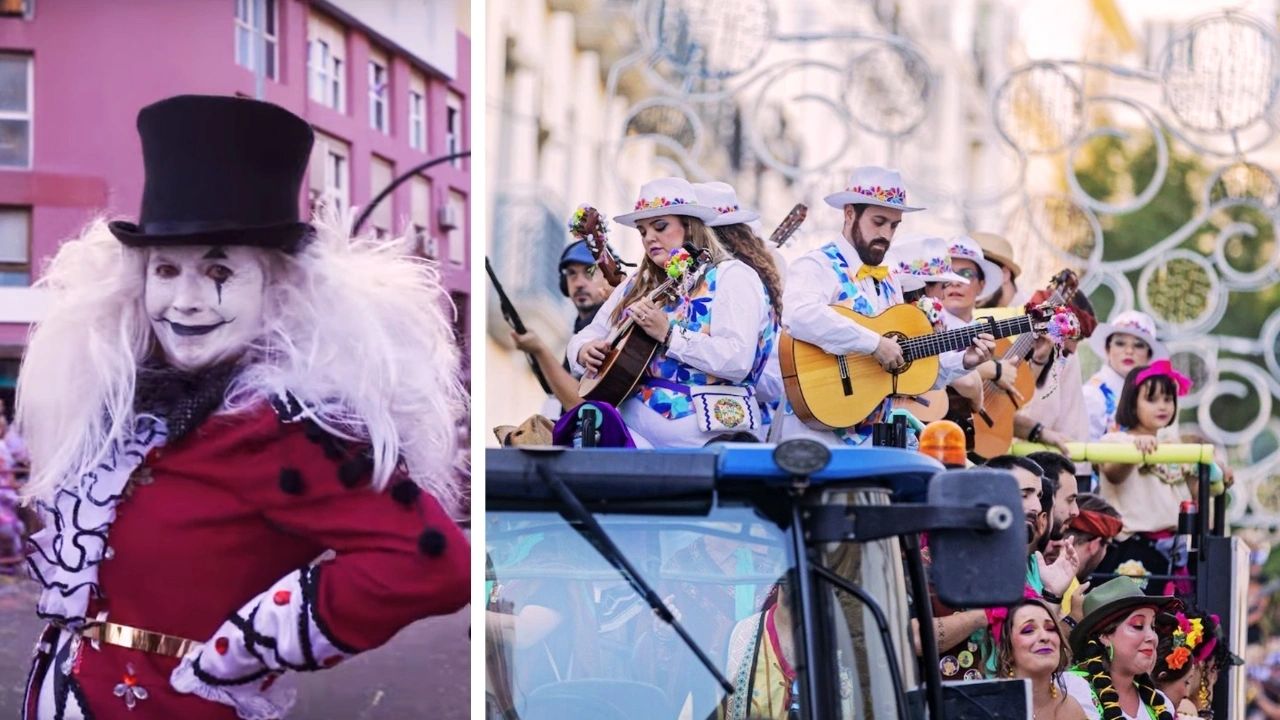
left=568, top=177, right=775, bottom=448
left=778, top=167, right=995, bottom=445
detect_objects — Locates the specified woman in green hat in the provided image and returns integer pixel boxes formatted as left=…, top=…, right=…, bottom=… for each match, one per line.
left=1063, top=577, right=1183, bottom=720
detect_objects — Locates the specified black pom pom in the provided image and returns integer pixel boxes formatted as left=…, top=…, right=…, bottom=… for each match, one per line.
left=302, top=421, right=325, bottom=442
left=390, top=480, right=421, bottom=507
left=417, top=529, right=447, bottom=557
left=338, top=457, right=372, bottom=488
left=278, top=468, right=305, bottom=495
left=322, top=439, right=344, bottom=461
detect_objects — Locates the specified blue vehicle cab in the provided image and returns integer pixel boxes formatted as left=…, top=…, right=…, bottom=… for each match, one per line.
left=485, top=441, right=1029, bottom=720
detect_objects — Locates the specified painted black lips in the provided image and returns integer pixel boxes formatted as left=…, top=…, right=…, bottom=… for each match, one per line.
left=165, top=320, right=229, bottom=336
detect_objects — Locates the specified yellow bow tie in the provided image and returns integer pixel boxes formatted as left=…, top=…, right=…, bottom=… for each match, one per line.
left=855, top=265, right=890, bottom=282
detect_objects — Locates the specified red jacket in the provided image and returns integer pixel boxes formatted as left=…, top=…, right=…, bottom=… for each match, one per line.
left=25, top=401, right=469, bottom=718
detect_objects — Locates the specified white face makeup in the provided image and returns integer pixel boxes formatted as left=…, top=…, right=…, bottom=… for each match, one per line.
left=145, top=245, right=268, bottom=371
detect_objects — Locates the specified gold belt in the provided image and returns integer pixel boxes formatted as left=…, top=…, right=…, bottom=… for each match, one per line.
left=78, top=613, right=199, bottom=659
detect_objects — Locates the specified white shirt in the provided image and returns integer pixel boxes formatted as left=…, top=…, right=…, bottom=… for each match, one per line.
left=1019, top=352, right=1091, bottom=474
left=567, top=259, right=768, bottom=385
left=1084, top=365, right=1128, bottom=440
left=1063, top=671, right=1173, bottom=720
left=783, top=234, right=967, bottom=385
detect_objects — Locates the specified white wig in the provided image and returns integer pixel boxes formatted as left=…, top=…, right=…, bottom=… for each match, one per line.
left=17, top=210, right=467, bottom=512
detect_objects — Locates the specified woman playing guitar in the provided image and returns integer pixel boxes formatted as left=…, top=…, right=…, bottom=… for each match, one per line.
left=567, top=177, right=774, bottom=448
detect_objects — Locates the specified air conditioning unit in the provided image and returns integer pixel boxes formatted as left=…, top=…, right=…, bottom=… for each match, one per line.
left=438, top=204, right=460, bottom=231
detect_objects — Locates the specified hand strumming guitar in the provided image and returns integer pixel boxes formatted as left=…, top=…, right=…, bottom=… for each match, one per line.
left=873, top=336, right=906, bottom=373
left=578, top=339, right=613, bottom=373
left=630, top=298, right=672, bottom=343
left=961, top=333, right=996, bottom=370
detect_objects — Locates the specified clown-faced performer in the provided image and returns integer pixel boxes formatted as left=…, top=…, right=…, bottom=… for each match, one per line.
left=567, top=177, right=773, bottom=448
left=16, top=96, right=469, bottom=719
left=778, top=167, right=995, bottom=446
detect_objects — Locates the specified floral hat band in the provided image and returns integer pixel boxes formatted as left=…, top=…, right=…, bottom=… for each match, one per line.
left=714, top=204, right=739, bottom=213
left=1134, top=359, right=1192, bottom=397
left=635, top=196, right=693, bottom=211
left=847, top=184, right=907, bottom=206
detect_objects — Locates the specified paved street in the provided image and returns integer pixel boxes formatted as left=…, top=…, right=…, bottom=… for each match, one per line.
left=0, top=574, right=470, bottom=719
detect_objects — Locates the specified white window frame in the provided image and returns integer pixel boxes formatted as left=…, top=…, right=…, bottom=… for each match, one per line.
left=323, top=148, right=348, bottom=212
left=0, top=55, right=32, bottom=170
left=368, top=59, right=388, bottom=133
left=408, top=90, right=425, bottom=151
left=234, top=0, right=278, bottom=80
left=308, top=39, right=345, bottom=111
left=0, top=206, right=31, bottom=285
left=445, top=92, right=463, bottom=167
left=447, top=192, right=466, bottom=265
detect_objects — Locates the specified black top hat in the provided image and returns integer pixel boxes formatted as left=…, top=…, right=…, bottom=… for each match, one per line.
left=108, top=95, right=315, bottom=252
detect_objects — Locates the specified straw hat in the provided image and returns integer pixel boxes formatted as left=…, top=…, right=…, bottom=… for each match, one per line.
left=972, top=232, right=1021, bottom=278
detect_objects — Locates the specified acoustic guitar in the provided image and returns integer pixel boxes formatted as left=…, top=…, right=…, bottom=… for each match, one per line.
left=569, top=205, right=628, bottom=287
left=970, top=270, right=1079, bottom=459
left=768, top=204, right=807, bottom=248
left=578, top=242, right=712, bottom=405
left=780, top=303, right=1056, bottom=430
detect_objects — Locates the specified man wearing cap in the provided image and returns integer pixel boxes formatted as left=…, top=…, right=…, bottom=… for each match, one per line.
left=511, top=238, right=613, bottom=415
left=973, top=232, right=1026, bottom=309
left=780, top=167, right=995, bottom=445
left=17, top=95, right=469, bottom=719
left=1083, top=310, right=1166, bottom=440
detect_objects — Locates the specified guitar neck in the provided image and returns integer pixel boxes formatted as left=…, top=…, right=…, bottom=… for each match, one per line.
left=1000, top=287, right=1067, bottom=362
left=902, top=315, right=1035, bottom=361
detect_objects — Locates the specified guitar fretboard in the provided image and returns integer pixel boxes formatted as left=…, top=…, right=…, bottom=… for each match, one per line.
left=900, top=315, right=1035, bottom=361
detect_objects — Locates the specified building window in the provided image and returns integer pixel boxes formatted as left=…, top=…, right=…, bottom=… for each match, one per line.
left=408, top=90, right=425, bottom=151
left=445, top=92, right=463, bottom=166
left=445, top=190, right=466, bottom=265
left=309, top=132, right=350, bottom=214
left=308, top=40, right=345, bottom=111
left=234, top=0, right=277, bottom=80
left=368, top=58, right=388, bottom=133
left=0, top=207, right=30, bottom=286
left=0, top=55, right=31, bottom=169
left=410, top=176, right=433, bottom=257
left=369, top=155, right=393, bottom=237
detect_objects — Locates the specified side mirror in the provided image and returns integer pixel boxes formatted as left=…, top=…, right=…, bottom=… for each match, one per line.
left=928, top=469, right=1026, bottom=607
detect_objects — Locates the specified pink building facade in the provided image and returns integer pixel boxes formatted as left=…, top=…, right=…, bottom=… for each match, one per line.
left=0, top=0, right=471, bottom=395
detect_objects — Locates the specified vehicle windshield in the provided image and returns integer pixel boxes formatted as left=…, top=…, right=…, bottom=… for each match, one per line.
left=485, top=497, right=905, bottom=719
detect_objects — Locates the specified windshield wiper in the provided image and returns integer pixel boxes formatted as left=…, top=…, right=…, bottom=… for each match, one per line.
left=535, top=464, right=735, bottom=694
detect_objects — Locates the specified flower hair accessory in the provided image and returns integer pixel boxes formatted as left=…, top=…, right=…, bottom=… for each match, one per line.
left=1134, top=359, right=1192, bottom=397
left=665, top=247, right=694, bottom=280
left=1163, top=611, right=1208, bottom=671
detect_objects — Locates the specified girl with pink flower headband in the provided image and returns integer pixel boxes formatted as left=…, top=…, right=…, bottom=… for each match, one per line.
left=1092, top=360, right=1228, bottom=596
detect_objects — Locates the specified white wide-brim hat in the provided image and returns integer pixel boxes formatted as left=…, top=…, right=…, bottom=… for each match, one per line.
left=947, top=235, right=1003, bottom=301
left=824, top=166, right=924, bottom=212
left=889, top=235, right=970, bottom=286
left=613, top=177, right=720, bottom=227
left=1088, top=309, right=1167, bottom=360
left=694, top=181, right=761, bottom=228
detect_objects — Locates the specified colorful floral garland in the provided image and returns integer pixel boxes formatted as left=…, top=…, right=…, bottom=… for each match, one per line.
left=847, top=184, right=907, bottom=205
left=666, top=247, right=694, bottom=280
left=567, top=204, right=609, bottom=237
left=634, top=196, right=692, bottom=211
left=1078, top=637, right=1174, bottom=720
left=1165, top=612, right=1206, bottom=670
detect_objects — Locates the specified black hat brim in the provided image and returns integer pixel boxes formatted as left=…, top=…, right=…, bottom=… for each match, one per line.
left=1070, top=594, right=1184, bottom=660
left=108, top=220, right=315, bottom=254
